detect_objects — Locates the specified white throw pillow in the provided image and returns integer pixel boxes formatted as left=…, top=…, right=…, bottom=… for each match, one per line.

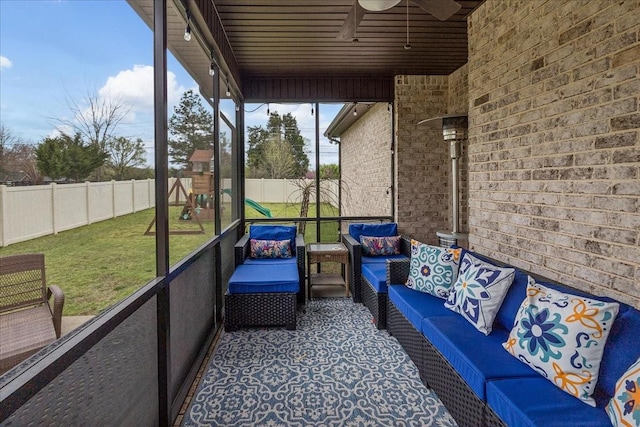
left=445, top=252, right=515, bottom=335
left=503, top=278, right=619, bottom=406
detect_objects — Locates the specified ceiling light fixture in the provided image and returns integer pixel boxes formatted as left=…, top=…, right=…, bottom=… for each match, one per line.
left=184, top=11, right=192, bottom=42
left=209, top=55, right=216, bottom=76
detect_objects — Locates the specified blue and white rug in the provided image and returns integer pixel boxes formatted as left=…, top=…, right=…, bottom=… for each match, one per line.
left=182, top=299, right=457, bottom=426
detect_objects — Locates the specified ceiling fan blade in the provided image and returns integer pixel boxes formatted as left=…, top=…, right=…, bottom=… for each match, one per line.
left=337, top=2, right=367, bottom=40
left=411, top=0, right=461, bottom=21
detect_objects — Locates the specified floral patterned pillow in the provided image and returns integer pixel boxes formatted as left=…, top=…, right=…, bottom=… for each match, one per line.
left=405, top=239, right=462, bottom=299
left=503, top=278, right=619, bottom=406
left=250, top=239, right=292, bottom=259
left=607, top=357, right=640, bottom=427
left=444, top=252, right=515, bottom=335
left=360, top=235, right=401, bottom=256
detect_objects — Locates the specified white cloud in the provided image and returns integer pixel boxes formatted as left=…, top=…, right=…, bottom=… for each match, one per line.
left=98, top=65, right=185, bottom=120
left=0, top=56, right=13, bottom=69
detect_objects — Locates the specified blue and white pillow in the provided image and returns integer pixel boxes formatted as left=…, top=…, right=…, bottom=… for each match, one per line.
left=606, top=357, right=640, bottom=427
left=405, top=239, right=462, bottom=299
left=445, top=253, right=515, bottom=335
left=503, top=278, right=619, bottom=406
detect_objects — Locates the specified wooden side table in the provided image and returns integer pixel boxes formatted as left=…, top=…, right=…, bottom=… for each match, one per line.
left=306, top=243, right=349, bottom=300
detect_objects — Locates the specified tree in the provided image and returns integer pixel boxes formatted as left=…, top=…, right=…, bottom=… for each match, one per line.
left=261, top=137, right=298, bottom=179
left=0, top=124, right=40, bottom=182
left=35, top=137, right=67, bottom=181
left=49, top=89, right=130, bottom=181
left=35, top=133, right=108, bottom=181
left=0, top=124, right=24, bottom=180
left=319, top=164, right=340, bottom=179
left=53, top=90, right=129, bottom=152
left=246, top=112, right=309, bottom=178
left=107, top=136, right=147, bottom=180
left=169, top=90, right=215, bottom=169
left=7, top=143, right=41, bottom=183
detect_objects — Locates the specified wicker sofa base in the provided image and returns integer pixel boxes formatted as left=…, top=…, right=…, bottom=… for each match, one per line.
left=362, top=277, right=386, bottom=329
left=388, top=298, right=492, bottom=427
left=224, top=292, right=297, bottom=332
left=387, top=299, right=426, bottom=384
left=421, top=332, right=486, bottom=427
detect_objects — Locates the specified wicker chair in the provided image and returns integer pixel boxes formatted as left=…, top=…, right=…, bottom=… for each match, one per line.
left=224, top=226, right=305, bottom=332
left=342, top=223, right=410, bottom=329
left=0, top=253, right=64, bottom=375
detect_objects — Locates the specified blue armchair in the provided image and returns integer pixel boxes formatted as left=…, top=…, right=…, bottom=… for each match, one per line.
left=341, top=222, right=410, bottom=328
left=225, top=225, right=305, bottom=331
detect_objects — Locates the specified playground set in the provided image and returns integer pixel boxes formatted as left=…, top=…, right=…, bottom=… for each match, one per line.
left=144, top=149, right=271, bottom=236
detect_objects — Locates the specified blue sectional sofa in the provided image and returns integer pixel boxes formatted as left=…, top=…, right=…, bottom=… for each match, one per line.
left=341, top=223, right=410, bottom=328
left=386, top=248, right=640, bottom=427
left=224, top=225, right=305, bottom=331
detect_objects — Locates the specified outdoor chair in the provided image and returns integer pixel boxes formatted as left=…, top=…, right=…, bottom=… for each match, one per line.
left=0, top=253, right=64, bottom=374
left=342, top=222, right=410, bottom=328
left=224, top=225, right=305, bottom=331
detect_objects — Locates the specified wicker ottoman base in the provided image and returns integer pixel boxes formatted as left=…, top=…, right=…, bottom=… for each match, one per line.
left=224, top=292, right=297, bottom=332
left=362, top=278, right=386, bottom=329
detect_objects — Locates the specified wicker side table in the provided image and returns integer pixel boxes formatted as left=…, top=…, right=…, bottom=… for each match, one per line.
left=306, top=243, right=349, bottom=300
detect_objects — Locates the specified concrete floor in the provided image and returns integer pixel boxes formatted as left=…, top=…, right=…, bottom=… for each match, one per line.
left=61, top=316, right=94, bottom=336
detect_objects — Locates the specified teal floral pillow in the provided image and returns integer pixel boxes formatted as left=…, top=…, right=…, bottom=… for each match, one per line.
left=250, top=239, right=292, bottom=259
left=503, top=278, right=619, bottom=406
left=360, top=235, right=401, bottom=256
left=607, top=357, right=640, bottom=426
left=444, top=252, right=515, bottom=335
left=405, top=239, right=462, bottom=299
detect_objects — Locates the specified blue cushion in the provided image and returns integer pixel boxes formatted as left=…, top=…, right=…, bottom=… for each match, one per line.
left=249, top=225, right=297, bottom=253
left=228, top=263, right=299, bottom=294
left=422, top=316, right=538, bottom=400
left=349, top=222, right=397, bottom=243
left=598, top=303, right=640, bottom=400
left=486, top=377, right=612, bottom=427
left=362, top=263, right=388, bottom=293
left=494, top=269, right=529, bottom=331
left=388, top=285, right=455, bottom=331
left=243, top=257, right=297, bottom=266
left=362, top=254, right=407, bottom=264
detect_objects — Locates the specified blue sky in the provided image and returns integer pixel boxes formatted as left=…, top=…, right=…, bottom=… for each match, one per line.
left=0, top=0, right=341, bottom=167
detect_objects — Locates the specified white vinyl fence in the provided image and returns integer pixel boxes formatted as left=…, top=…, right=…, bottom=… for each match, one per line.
left=0, top=178, right=338, bottom=247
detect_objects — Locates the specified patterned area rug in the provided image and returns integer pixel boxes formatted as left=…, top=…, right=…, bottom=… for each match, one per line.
left=182, top=299, right=457, bottom=426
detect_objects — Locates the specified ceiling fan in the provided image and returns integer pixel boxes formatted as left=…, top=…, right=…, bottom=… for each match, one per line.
left=338, top=0, right=462, bottom=40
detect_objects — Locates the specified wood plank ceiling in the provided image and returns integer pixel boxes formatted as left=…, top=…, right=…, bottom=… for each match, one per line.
left=129, top=0, right=483, bottom=101
left=213, top=0, right=483, bottom=79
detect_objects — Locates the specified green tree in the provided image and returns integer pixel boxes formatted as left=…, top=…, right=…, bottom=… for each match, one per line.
left=246, top=112, right=309, bottom=178
left=35, top=133, right=108, bottom=182
left=168, top=90, right=214, bottom=169
left=319, top=164, right=340, bottom=179
left=35, top=136, right=67, bottom=181
left=107, top=136, right=147, bottom=180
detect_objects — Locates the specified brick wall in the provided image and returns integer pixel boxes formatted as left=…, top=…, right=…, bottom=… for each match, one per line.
left=395, top=75, right=450, bottom=244
left=340, top=103, right=393, bottom=218
left=467, top=0, right=640, bottom=307
left=448, top=65, right=470, bottom=235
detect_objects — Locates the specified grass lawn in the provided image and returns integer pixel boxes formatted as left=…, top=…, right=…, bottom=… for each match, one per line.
left=0, top=202, right=338, bottom=316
